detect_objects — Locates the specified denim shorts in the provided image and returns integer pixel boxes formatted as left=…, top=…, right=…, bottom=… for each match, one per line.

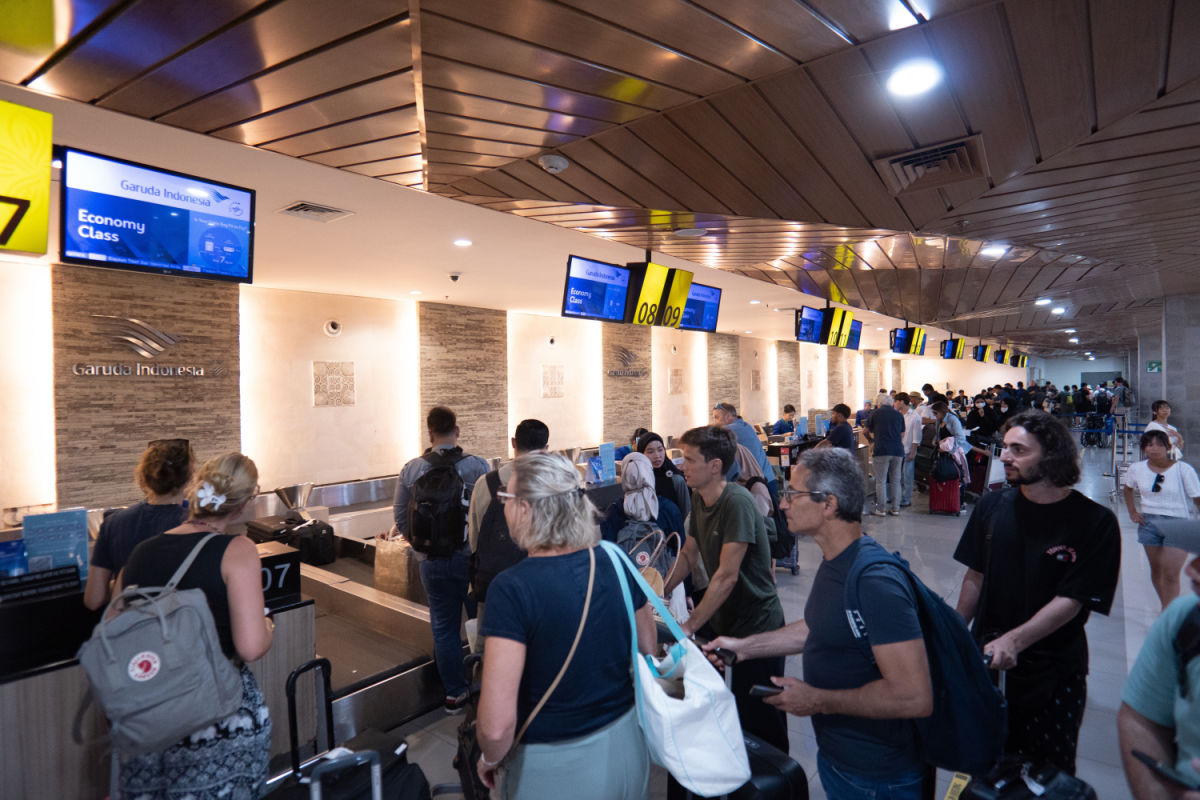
left=1138, top=513, right=1180, bottom=547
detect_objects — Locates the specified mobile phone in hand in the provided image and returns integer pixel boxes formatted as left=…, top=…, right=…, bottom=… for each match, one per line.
left=748, top=684, right=783, bottom=697
left=1132, top=749, right=1200, bottom=790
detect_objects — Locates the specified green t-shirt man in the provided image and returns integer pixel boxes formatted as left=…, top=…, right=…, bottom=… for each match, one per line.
left=688, top=481, right=785, bottom=638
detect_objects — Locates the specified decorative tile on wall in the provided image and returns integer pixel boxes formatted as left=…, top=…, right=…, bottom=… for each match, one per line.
left=602, top=323, right=652, bottom=445
left=313, top=361, right=355, bottom=407
left=419, top=302, right=508, bottom=459
left=51, top=265, right=240, bottom=508
left=707, top=333, right=740, bottom=412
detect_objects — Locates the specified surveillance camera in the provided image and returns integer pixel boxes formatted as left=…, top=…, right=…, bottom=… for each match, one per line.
left=323, top=319, right=342, bottom=337
left=449, top=272, right=461, bottom=282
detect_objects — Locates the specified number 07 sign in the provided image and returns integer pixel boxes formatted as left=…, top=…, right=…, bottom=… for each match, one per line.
left=0, top=99, right=52, bottom=255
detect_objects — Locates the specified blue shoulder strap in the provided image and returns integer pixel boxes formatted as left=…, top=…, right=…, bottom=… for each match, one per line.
left=842, top=536, right=914, bottom=667
left=599, top=541, right=688, bottom=677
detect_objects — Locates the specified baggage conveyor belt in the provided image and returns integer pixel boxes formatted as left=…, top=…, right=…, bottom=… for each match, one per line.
left=299, top=561, right=453, bottom=745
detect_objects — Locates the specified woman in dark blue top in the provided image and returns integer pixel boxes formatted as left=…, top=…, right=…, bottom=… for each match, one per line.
left=84, top=438, right=194, bottom=610
left=476, top=452, right=656, bottom=799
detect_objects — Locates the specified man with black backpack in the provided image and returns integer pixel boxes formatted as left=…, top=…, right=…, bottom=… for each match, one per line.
left=466, top=418, right=549, bottom=623
left=392, top=406, right=490, bottom=714
left=705, top=447, right=1004, bottom=799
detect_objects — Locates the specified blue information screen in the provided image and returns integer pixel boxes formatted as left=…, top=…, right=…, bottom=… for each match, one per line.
left=795, top=306, right=822, bottom=343
left=561, top=255, right=631, bottom=322
left=678, top=282, right=722, bottom=332
left=60, top=148, right=254, bottom=283
left=891, top=328, right=911, bottom=354
left=845, top=319, right=862, bottom=350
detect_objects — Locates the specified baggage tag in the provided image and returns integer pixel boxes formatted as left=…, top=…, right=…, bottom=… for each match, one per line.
left=943, top=773, right=971, bottom=800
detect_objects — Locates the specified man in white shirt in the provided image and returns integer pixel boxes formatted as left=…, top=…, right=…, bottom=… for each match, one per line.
left=894, top=393, right=923, bottom=508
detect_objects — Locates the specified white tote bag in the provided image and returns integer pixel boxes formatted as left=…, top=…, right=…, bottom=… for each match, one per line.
left=600, top=541, right=751, bottom=796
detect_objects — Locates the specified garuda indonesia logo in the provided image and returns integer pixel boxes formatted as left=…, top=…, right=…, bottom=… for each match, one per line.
left=91, top=315, right=179, bottom=359
left=609, top=346, right=648, bottom=377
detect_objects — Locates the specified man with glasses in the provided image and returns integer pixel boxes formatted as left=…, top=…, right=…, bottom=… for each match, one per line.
left=953, top=409, right=1120, bottom=774
left=664, top=424, right=788, bottom=752
left=702, top=447, right=934, bottom=800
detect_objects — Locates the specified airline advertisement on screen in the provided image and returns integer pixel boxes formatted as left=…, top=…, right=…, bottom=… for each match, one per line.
left=61, top=149, right=254, bottom=281
left=562, top=256, right=631, bottom=322
left=795, top=306, right=822, bottom=343
left=678, top=282, right=722, bottom=331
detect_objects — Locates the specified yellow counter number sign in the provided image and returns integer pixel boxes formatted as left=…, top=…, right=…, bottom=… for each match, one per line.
left=0, top=99, right=53, bottom=255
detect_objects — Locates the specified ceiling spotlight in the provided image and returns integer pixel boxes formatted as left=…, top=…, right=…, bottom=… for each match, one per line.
left=1051, top=307, right=1065, bottom=314
left=672, top=227, right=707, bottom=237
left=1035, top=298, right=1051, bottom=306
left=453, top=238, right=472, bottom=247
left=1069, top=337, right=1079, bottom=343
left=886, top=59, right=943, bottom=97
left=980, top=245, right=1008, bottom=259
left=744, top=330, right=753, bottom=334
left=1084, top=351, right=1092, bottom=356
left=749, top=299, right=761, bottom=305
left=536, top=154, right=569, bottom=174
left=410, top=290, right=422, bottom=295
left=51, top=158, right=63, bottom=169
left=1063, top=328, right=1076, bottom=333
left=1088, top=356, right=1095, bottom=361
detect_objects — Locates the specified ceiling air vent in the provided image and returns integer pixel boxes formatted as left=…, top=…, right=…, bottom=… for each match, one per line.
left=872, top=135, right=989, bottom=195
left=277, top=201, right=354, bottom=223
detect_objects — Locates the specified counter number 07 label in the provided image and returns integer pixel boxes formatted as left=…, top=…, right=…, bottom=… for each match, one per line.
left=261, top=562, right=292, bottom=593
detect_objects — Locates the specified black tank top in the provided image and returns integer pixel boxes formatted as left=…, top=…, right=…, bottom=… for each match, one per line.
left=122, top=531, right=237, bottom=659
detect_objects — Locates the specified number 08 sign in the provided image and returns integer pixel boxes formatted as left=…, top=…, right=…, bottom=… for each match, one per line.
left=0, top=99, right=52, bottom=255
left=627, top=261, right=694, bottom=329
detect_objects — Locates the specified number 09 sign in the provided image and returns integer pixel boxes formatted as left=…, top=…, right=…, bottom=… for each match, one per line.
left=0, top=99, right=52, bottom=255
left=627, top=262, right=694, bottom=328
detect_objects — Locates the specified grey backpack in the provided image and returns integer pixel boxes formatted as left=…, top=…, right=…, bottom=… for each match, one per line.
left=77, top=532, right=243, bottom=755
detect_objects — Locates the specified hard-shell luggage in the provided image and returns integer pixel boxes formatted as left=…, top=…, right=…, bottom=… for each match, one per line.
left=928, top=477, right=961, bottom=515
left=264, top=658, right=433, bottom=800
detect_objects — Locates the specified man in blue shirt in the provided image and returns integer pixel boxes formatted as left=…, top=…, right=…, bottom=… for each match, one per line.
left=393, top=406, right=490, bottom=713
left=866, top=397, right=906, bottom=516
left=704, top=448, right=933, bottom=800
left=818, top=403, right=856, bottom=453
left=714, top=402, right=777, bottom=499
left=854, top=400, right=873, bottom=428
left=771, top=403, right=798, bottom=436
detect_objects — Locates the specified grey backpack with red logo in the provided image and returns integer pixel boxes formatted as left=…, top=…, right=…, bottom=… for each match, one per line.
left=77, top=532, right=243, bottom=755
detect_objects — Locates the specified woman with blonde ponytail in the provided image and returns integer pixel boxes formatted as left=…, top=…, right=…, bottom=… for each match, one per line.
left=115, top=452, right=274, bottom=799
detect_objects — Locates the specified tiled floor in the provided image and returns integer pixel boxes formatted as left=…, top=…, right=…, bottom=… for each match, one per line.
left=397, top=446, right=1149, bottom=799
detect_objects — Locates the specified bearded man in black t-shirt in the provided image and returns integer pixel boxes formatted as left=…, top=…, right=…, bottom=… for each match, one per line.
left=953, top=410, right=1121, bottom=775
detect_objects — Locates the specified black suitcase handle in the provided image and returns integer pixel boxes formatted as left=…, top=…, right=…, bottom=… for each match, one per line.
left=285, top=657, right=336, bottom=776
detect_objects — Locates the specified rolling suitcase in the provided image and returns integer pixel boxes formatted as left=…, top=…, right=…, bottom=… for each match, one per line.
left=265, top=658, right=434, bottom=800
left=928, top=478, right=961, bottom=515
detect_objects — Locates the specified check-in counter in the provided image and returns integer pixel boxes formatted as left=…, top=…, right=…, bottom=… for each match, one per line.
left=0, top=543, right=316, bottom=799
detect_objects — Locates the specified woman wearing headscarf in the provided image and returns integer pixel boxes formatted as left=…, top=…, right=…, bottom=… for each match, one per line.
left=600, top=452, right=685, bottom=547
left=635, top=431, right=690, bottom=519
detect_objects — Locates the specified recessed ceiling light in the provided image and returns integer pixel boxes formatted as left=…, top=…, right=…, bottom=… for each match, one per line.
left=673, top=227, right=707, bottom=237
left=980, top=245, right=1008, bottom=258
left=1088, top=356, right=1095, bottom=361
left=1069, top=337, right=1079, bottom=343
left=1063, top=329, right=1076, bottom=333
left=1051, top=307, right=1066, bottom=314
left=1035, top=298, right=1051, bottom=306
left=453, top=238, right=472, bottom=247
left=51, top=158, right=62, bottom=169
left=1084, top=351, right=1092, bottom=356
left=886, top=59, right=943, bottom=97
left=410, top=290, right=422, bottom=295
left=749, top=300, right=761, bottom=305
left=877, top=327, right=885, bottom=331
left=887, top=1, right=922, bottom=30
left=745, top=330, right=753, bottom=334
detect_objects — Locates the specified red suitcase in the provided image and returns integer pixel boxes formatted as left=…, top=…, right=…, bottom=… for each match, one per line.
left=929, top=477, right=962, bottom=515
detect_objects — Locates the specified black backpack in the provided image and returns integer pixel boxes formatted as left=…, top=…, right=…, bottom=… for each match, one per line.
left=744, top=476, right=794, bottom=560
left=470, top=470, right=527, bottom=602
left=407, top=448, right=468, bottom=558
left=845, top=537, right=1007, bottom=775
left=1173, top=603, right=1200, bottom=697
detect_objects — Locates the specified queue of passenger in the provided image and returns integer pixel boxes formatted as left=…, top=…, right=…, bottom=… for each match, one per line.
left=77, top=389, right=1189, bottom=799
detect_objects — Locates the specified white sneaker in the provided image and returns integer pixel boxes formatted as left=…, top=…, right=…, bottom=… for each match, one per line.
left=870, top=509, right=887, bottom=517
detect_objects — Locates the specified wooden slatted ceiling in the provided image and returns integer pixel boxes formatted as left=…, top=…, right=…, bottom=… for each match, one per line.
left=4, top=0, right=1198, bottom=355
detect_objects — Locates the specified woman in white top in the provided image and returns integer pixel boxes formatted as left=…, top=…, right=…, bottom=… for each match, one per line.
left=1144, top=399, right=1184, bottom=456
left=1123, top=429, right=1200, bottom=609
